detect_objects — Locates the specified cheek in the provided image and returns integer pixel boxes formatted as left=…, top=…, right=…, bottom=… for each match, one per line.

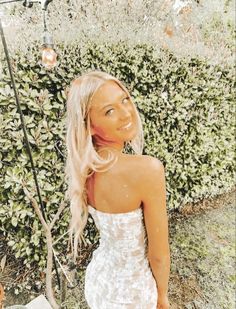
left=91, top=120, right=115, bottom=137
left=93, top=124, right=106, bottom=135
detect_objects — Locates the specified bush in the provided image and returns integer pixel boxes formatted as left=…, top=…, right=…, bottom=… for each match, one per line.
left=0, top=41, right=235, bottom=278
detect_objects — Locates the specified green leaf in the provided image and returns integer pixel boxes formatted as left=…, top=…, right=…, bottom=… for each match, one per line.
left=8, top=240, right=15, bottom=246
left=11, top=217, right=18, bottom=227
left=26, top=247, right=31, bottom=255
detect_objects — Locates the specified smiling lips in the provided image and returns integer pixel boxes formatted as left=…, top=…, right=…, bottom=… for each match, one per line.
left=118, top=122, right=132, bottom=131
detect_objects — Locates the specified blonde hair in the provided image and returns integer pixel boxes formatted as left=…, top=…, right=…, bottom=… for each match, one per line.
left=64, top=70, right=144, bottom=260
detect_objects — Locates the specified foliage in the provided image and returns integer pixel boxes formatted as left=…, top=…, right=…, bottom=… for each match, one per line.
left=0, top=41, right=235, bottom=291
left=0, top=0, right=235, bottom=65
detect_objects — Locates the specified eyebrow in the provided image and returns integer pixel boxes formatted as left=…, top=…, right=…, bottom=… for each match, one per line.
left=100, top=94, right=129, bottom=111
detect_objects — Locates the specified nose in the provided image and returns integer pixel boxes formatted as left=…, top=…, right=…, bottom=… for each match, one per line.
left=119, top=105, right=131, bottom=120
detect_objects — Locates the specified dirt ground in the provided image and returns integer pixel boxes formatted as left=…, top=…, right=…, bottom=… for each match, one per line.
left=1, top=187, right=235, bottom=309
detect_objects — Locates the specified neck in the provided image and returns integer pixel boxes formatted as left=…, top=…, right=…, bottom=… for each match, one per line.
left=92, top=136, right=124, bottom=153
left=100, top=145, right=123, bottom=151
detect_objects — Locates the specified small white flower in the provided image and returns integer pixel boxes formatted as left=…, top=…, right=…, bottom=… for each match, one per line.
left=161, top=91, right=168, bottom=101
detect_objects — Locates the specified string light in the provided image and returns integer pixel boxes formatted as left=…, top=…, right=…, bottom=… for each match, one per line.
left=41, top=4, right=57, bottom=69
left=0, top=0, right=57, bottom=68
left=41, top=29, right=57, bottom=69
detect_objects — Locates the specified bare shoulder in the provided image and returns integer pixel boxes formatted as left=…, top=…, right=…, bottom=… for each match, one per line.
left=120, top=154, right=165, bottom=195
left=139, top=154, right=164, bottom=172
left=122, top=154, right=164, bottom=177
left=134, top=155, right=165, bottom=196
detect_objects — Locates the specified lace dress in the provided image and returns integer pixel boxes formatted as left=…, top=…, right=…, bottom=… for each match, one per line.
left=84, top=205, right=158, bottom=309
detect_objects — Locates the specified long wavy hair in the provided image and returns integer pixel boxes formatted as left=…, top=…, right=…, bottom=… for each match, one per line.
left=64, top=70, right=144, bottom=260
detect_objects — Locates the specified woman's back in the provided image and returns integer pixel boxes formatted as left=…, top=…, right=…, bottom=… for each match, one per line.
left=86, top=153, right=144, bottom=214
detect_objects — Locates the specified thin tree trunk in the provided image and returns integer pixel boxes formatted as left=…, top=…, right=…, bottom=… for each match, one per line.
left=46, top=231, right=59, bottom=309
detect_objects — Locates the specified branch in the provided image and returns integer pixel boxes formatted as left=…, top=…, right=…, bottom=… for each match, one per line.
left=49, top=200, right=66, bottom=230
left=45, top=232, right=59, bottom=309
left=22, top=181, right=48, bottom=232
left=21, top=179, right=59, bottom=308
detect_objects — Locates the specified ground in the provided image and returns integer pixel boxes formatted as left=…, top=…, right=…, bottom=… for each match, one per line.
left=1, top=188, right=235, bottom=309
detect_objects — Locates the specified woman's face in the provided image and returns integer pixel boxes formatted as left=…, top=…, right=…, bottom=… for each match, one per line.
left=88, top=80, right=138, bottom=149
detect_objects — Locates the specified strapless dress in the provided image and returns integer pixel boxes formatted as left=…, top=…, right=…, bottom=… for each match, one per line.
left=84, top=205, right=158, bottom=309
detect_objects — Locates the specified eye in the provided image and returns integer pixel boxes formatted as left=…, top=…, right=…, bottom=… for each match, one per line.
left=105, top=108, right=114, bottom=116
left=104, top=97, right=130, bottom=116
left=122, top=97, right=130, bottom=104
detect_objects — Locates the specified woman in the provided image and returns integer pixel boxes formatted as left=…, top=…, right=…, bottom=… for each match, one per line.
left=65, top=70, right=170, bottom=309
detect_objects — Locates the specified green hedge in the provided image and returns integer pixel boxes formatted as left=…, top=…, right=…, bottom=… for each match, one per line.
left=0, top=41, right=235, bottom=275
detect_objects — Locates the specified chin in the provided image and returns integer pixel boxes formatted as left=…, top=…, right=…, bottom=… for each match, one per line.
left=122, top=128, right=138, bottom=142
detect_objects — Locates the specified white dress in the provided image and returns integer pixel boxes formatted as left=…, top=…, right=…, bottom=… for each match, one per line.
left=84, top=205, right=158, bottom=309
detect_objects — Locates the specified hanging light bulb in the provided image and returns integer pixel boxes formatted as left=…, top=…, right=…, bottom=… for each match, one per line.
left=41, top=30, right=57, bottom=69
left=41, top=5, right=57, bottom=70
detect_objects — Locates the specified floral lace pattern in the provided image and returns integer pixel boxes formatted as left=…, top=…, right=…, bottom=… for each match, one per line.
left=84, top=205, right=158, bottom=309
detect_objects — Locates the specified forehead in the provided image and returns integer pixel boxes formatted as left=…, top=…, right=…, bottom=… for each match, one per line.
left=90, top=80, right=126, bottom=109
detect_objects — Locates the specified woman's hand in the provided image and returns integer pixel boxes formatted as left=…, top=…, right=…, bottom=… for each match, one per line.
left=157, top=295, right=170, bottom=309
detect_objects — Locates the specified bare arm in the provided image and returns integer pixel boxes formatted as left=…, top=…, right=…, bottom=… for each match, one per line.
left=140, top=156, right=171, bottom=298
